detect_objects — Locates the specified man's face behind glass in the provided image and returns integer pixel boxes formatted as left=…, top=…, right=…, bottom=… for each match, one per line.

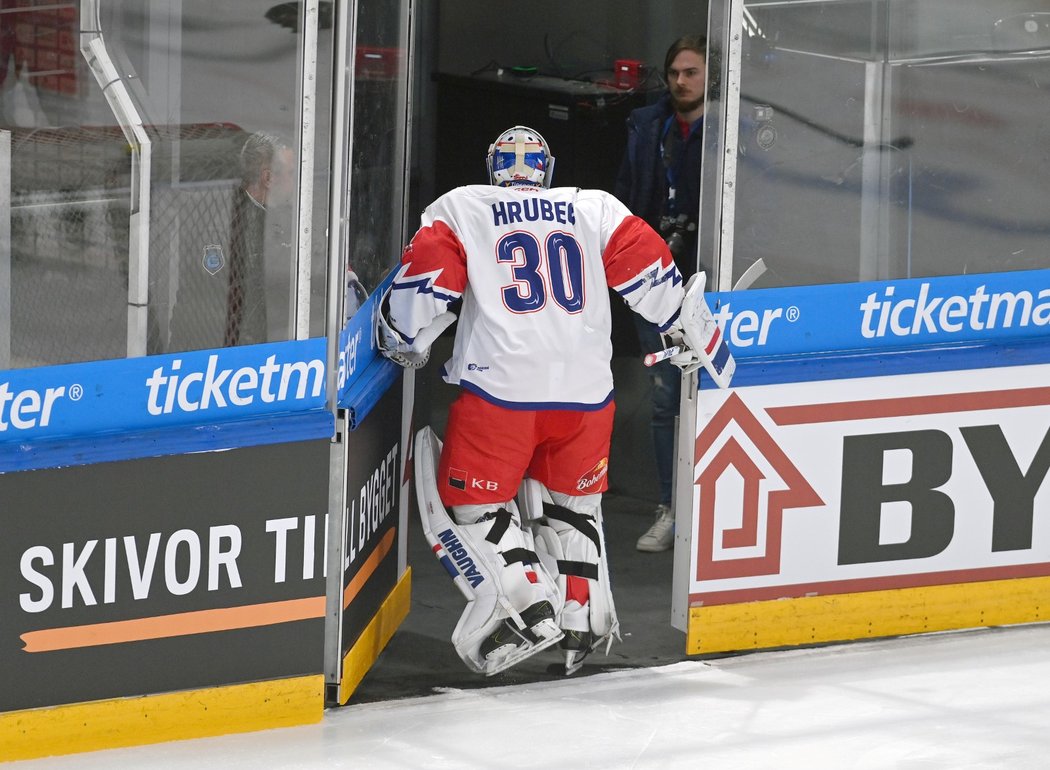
left=667, top=49, right=706, bottom=115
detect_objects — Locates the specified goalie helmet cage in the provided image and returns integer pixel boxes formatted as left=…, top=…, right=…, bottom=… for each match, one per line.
left=6, top=122, right=251, bottom=367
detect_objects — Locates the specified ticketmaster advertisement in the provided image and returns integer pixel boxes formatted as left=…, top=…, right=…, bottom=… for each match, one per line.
left=0, top=339, right=328, bottom=474
left=681, top=269, right=1050, bottom=653
left=705, top=268, right=1050, bottom=362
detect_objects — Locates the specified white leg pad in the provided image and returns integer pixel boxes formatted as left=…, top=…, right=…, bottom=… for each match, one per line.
left=452, top=505, right=554, bottom=618
left=519, top=480, right=621, bottom=656
left=414, top=427, right=562, bottom=675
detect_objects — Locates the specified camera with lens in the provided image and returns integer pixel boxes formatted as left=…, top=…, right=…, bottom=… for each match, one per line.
left=660, top=213, right=697, bottom=261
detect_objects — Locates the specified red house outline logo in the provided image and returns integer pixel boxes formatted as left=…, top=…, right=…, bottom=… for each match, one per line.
left=694, top=392, right=824, bottom=581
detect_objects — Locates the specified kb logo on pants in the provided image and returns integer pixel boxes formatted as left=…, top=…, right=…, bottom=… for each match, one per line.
left=447, top=467, right=499, bottom=492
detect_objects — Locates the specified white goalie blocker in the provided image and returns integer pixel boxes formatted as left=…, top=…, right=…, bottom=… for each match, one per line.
left=414, top=426, right=564, bottom=675
left=646, top=271, right=736, bottom=389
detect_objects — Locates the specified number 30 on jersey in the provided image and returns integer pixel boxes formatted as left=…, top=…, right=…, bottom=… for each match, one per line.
left=497, top=231, right=584, bottom=314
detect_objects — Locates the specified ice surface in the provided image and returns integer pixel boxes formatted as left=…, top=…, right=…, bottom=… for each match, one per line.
left=17, top=624, right=1050, bottom=769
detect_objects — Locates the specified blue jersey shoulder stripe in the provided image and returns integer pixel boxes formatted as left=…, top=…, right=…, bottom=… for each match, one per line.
left=392, top=278, right=460, bottom=304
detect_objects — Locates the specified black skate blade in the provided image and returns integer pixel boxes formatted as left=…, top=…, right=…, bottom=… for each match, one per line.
left=545, top=659, right=587, bottom=677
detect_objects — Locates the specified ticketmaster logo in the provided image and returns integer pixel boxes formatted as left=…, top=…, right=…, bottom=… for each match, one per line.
left=145, top=354, right=324, bottom=416
left=859, top=283, right=1050, bottom=339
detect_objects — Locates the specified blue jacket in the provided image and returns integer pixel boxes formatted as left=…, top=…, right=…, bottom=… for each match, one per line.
left=614, top=93, right=703, bottom=277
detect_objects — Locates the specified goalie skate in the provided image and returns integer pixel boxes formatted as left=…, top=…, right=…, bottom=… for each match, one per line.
left=562, top=637, right=596, bottom=676
left=478, top=599, right=564, bottom=676
left=557, top=597, right=619, bottom=675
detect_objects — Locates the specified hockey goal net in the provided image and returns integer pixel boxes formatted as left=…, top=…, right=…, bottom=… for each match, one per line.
left=4, top=122, right=248, bottom=367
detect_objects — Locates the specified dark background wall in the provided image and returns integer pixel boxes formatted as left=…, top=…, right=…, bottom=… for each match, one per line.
left=413, top=0, right=710, bottom=207
left=434, top=1, right=709, bottom=77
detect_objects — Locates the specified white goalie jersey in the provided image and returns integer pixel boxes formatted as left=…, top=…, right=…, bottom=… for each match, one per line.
left=386, top=184, right=685, bottom=409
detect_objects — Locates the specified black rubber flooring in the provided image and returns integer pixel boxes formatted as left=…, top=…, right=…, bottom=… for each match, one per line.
left=350, top=491, right=689, bottom=702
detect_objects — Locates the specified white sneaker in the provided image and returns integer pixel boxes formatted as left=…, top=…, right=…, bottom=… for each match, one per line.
left=636, top=504, right=674, bottom=552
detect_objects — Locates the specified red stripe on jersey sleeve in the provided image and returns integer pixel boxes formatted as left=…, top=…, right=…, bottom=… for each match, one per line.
left=602, top=215, right=675, bottom=287
left=402, top=219, right=468, bottom=294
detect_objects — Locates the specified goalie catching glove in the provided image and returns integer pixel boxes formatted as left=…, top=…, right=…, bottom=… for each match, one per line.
left=651, top=271, right=736, bottom=389
left=376, top=292, right=456, bottom=370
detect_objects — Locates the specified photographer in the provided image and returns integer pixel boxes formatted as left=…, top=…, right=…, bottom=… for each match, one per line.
left=614, top=35, right=707, bottom=552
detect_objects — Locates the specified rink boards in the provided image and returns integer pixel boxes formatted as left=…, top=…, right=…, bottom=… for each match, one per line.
left=680, top=270, right=1050, bottom=653
left=0, top=310, right=411, bottom=760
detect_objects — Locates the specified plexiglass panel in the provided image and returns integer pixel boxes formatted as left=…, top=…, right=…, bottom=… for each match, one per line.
left=344, top=0, right=410, bottom=305
left=0, top=0, right=334, bottom=367
left=706, top=0, right=1050, bottom=290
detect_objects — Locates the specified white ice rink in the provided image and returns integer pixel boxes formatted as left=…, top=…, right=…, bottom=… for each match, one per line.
left=16, top=623, right=1050, bottom=769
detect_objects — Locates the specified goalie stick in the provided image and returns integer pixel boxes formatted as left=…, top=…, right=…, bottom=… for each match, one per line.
left=644, top=345, right=682, bottom=367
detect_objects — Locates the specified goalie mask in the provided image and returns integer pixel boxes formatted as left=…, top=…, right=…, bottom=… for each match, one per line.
left=486, top=125, right=555, bottom=188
